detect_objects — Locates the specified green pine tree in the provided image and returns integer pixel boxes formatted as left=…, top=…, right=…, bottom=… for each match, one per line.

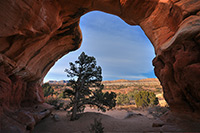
left=64, top=52, right=116, bottom=120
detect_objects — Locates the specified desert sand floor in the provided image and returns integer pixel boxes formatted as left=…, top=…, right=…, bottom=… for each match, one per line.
left=33, top=107, right=192, bottom=133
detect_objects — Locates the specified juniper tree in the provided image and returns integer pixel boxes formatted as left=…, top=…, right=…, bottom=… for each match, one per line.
left=134, top=91, right=159, bottom=108
left=116, top=93, right=130, bottom=105
left=64, top=52, right=116, bottom=120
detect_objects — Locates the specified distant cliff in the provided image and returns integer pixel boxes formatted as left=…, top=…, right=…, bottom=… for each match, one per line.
left=102, top=78, right=161, bottom=87
left=48, top=80, right=69, bottom=85
left=47, top=78, right=161, bottom=87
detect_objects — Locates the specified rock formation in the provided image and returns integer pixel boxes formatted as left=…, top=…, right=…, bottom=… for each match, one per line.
left=102, top=78, right=161, bottom=86
left=0, top=0, right=199, bottom=132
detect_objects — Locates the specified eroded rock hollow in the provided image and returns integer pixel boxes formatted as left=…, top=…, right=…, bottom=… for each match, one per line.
left=0, top=0, right=200, bottom=132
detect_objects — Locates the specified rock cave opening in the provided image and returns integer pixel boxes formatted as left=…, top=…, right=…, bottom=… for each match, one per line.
left=44, top=11, right=157, bottom=82
left=0, top=0, right=200, bottom=132
left=43, top=10, right=167, bottom=118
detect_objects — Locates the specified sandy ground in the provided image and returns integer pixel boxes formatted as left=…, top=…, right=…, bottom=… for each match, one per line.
left=33, top=107, right=189, bottom=133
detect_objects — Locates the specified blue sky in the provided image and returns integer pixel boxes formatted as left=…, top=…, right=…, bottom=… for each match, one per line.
left=44, top=11, right=156, bottom=82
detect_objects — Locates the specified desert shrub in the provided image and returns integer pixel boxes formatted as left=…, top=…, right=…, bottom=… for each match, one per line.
left=155, top=87, right=162, bottom=93
left=148, top=92, right=159, bottom=106
left=127, top=92, right=134, bottom=101
left=134, top=91, right=159, bottom=108
left=59, top=90, right=67, bottom=99
left=89, top=118, right=104, bottom=133
left=45, top=97, right=58, bottom=106
left=116, top=85, right=125, bottom=90
left=127, top=90, right=139, bottom=101
left=148, top=106, right=169, bottom=117
left=58, top=92, right=64, bottom=98
left=137, top=85, right=144, bottom=90
left=116, top=93, right=130, bottom=105
left=42, top=83, right=54, bottom=97
left=45, top=97, right=64, bottom=110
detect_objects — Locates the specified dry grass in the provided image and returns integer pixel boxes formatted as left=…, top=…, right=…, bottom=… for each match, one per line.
left=115, top=104, right=138, bottom=110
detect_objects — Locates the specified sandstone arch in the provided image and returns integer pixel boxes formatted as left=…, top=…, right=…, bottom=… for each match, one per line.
left=0, top=0, right=200, bottom=132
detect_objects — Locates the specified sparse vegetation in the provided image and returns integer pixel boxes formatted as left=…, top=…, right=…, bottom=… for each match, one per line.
left=42, top=61, right=165, bottom=121
left=42, top=83, right=65, bottom=110
left=135, top=91, right=159, bottom=108
left=42, top=80, right=163, bottom=109
left=45, top=97, right=64, bottom=110
left=127, top=90, right=139, bottom=101
left=116, top=93, right=130, bottom=105
left=42, top=83, right=54, bottom=97
left=116, top=89, right=159, bottom=108
left=89, top=118, right=104, bottom=133
left=148, top=106, right=169, bottom=117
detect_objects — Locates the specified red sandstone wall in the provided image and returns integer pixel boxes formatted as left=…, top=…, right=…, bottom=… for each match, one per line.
left=0, top=0, right=199, bottom=132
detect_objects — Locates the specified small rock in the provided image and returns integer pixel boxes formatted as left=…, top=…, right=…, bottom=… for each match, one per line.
left=124, top=112, right=134, bottom=119
left=152, top=119, right=165, bottom=127
left=161, top=125, right=183, bottom=132
left=52, top=114, right=60, bottom=121
left=146, top=114, right=154, bottom=119
left=152, top=123, right=164, bottom=127
left=124, top=112, right=143, bottom=119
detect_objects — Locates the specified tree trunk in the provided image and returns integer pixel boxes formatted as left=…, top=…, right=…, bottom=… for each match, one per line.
left=71, top=103, right=77, bottom=120
left=71, top=90, right=79, bottom=120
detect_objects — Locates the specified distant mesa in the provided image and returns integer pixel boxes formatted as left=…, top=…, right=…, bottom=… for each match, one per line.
left=47, top=80, right=69, bottom=85
left=46, top=78, right=161, bottom=87
left=103, top=78, right=161, bottom=86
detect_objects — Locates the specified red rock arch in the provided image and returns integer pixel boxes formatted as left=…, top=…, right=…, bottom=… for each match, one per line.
left=0, top=0, right=200, bottom=132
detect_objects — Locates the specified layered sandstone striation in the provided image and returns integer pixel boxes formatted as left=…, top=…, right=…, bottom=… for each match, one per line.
left=102, top=78, right=161, bottom=86
left=0, top=0, right=200, bottom=132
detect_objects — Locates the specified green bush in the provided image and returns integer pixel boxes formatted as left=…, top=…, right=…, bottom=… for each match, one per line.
left=116, top=93, right=130, bottom=105
left=59, top=90, right=66, bottom=98
left=89, top=118, right=104, bottom=133
left=127, top=90, right=139, bottom=101
left=45, top=97, right=64, bottom=110
left=134, top=91, right=159, bottom=108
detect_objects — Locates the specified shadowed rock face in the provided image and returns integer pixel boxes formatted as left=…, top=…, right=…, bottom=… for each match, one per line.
left=0, top=0, right=199, bottom=132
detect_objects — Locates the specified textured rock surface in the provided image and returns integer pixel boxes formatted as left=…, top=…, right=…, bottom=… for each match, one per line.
left=102, top=78, right=161, bottom=86
left=0, top=0, right=200, bottom=132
